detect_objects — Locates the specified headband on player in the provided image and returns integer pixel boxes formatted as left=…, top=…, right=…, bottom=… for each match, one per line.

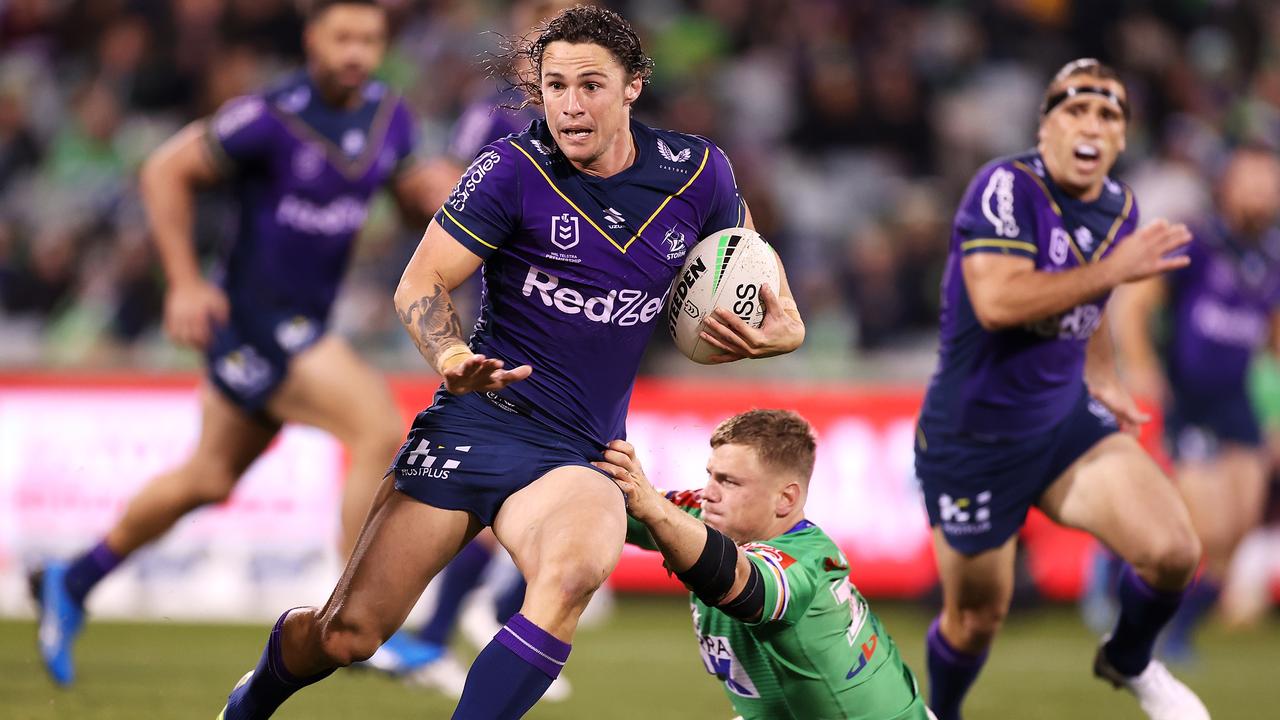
left=1042, top=84, right=1130, bottom=119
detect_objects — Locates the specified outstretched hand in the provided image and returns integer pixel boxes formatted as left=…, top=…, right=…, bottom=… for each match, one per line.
left=698, top=283, right=805, bottom=363
left=442, top=353, right=532, bottom=396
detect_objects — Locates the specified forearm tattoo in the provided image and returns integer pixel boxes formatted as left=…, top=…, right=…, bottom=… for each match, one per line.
left=397, top=282, right=466, bottom=370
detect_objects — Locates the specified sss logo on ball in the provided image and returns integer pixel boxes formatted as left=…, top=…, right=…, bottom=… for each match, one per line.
left=667, top=227, right=779, bottom=364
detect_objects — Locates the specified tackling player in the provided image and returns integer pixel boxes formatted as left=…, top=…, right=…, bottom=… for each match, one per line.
left=1112, top=145, right=1280, bottom=659
left=30, top=0, right=438, bottom=687
left=597, top=410, right=933, bottom=720
left=914, top=59, right=1209, bottom=720
left=219, top=7, right=804, bottom=719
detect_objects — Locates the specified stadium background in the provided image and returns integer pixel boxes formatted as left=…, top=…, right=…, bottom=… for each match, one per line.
left=1, top=0, right=1279, bottom=718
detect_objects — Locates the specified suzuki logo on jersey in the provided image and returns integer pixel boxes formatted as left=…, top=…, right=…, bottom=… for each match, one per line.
left=664, top=228, right=688, bottom=260
left=341, top=129, right=365, bottom=157
left=697, top=635, right=760, bottom=698
left=1074, top=226, right=1095, bottom=253
left=448, top=150, right=501, bottom=212
left=523, top=267, right=666, bottom=326
left=603, top=207, right=625, bottom=229
left=276, top=195, right=368, bottom=236
left=399, top=439, right=470, bottom=479
left=939, top=491, right=992, bottom=536
left=657, top=138, right=691, bottom=163
left=551, top=213, right=580, bottom=250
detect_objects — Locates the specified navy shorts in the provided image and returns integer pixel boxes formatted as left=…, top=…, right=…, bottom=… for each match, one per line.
left=1165, top=390, right=1262, bottom=462
left=206, top=312, right=324, bottom=416
left=915, top=390, right=1119, bottom=554
left=390, top=389, right=611, bottom=526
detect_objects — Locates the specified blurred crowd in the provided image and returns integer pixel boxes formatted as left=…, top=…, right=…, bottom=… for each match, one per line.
left=2, top=0, right=1279, bottom=377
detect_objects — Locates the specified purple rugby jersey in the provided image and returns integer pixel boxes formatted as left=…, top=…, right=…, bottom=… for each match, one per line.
left=919, top=150, right=1140, bottom=440
left=434, top=118, right=745, bottom=446
left=203, top=71, right=418, bottom=323
left=1166, top=218, right=1280, bottom=398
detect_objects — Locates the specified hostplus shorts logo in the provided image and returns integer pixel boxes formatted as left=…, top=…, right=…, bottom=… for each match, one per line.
left=447, top=150, right=500, bottom=212
left=939, top=491, right=992, bottom=536
left=523, top=267, right=667, bottom=327
left=275, top=317, right=318, bottom=354
left=398, top=440, right=470, bottom=479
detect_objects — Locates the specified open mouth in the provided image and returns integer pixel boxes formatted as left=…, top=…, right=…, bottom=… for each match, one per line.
left=1073, top=143, right=1101, bottom=169
left=559, top=126, right=593, bottom=142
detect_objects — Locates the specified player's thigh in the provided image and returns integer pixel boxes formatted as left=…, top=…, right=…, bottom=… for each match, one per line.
left=932, top=527, right=1017, bottom=615
left=320, top=479, right=482, bottom=638
left=1176, top=459, right=1235, bottom=551
left=492, top=464, right=626, bottom=594
left=191, top=382, right=280, bottom=479
left=267, top=335, right=403, bottom=445
left=1039, top=433, right=1198, bottom=570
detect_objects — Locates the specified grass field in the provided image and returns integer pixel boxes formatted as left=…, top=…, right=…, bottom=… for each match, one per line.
left=2, top=597, right=1277, bottom=719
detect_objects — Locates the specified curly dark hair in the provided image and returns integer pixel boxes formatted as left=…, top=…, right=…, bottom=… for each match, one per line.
left=503, top=5, right=654, bottom=107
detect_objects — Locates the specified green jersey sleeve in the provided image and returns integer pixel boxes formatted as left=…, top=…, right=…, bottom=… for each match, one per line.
left=740, top=538, right=817, bottom=626
left=624, top=489, right=705, bottom=551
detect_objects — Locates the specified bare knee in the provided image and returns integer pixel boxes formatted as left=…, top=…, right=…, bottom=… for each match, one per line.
left=317, top=611, right=387, bottom=667
left=943, top=602, right=1008, bottom=653
left=1131, top=530, right=1201, bottom=589
left=533, top=559, right=611, bottom=615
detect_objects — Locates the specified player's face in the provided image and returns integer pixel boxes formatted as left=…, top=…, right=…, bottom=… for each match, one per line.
left=1037, top=77, right=1127, bottom=201
left=701, top=443, right=791, bottom=543
left=1220, top=150, right=1280, bottom=238
left=540, top=41, right=642, bottom=170
left=305, top=4, right=387, bottom=97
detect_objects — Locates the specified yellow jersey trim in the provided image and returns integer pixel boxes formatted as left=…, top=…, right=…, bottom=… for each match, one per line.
left=960, top=238, right=1038, bottom=254
left=440, top=206, right=498, bottom=250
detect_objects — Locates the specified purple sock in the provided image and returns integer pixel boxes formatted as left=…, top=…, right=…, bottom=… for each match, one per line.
left=494, top=577, right=527, bottom=624
left=223, top=610, right=334, bottom=720
left=926, top=616, right=988, bottom=720
left=1104, top=564, right=1185, bottom=676
left=64, top=540, right=124, bottom=608
left=418, top=541, right=493, bottom=646
left=1165, top=576, right=1220, bottom=649
left=452, top=613, right=570, bottom=719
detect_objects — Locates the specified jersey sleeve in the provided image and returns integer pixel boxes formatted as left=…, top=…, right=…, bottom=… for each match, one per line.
left=740, top=540, right=816, bottom=627
left=699, top=144, right=747, bottom=237
left=624, top=489, right=705, bottom=551
left=432, top=143, right=519, bottom=258
left=954, top=162, right=1040, bottom=260
left=204, top=95, right=275, bottom=172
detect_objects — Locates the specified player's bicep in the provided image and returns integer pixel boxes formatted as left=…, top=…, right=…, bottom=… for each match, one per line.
left=205, top=95, right=274, bottom=172
left=961, top=252, right=1036, bottom=330
left=399, top=220, right=485, bottom=296
left=145, top=121, right=224, bottom=189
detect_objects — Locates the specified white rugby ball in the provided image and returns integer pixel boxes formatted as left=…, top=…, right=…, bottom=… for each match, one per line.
left=668, top=227, right=780, bottom=364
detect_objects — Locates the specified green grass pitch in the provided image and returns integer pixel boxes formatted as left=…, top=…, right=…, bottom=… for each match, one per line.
left=2, top=597, right=1276, bottom=718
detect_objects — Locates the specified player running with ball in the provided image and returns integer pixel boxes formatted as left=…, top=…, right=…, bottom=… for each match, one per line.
left=219, top=6, right=803, bottom=719
left=914, top=59, right=1209, bottom=720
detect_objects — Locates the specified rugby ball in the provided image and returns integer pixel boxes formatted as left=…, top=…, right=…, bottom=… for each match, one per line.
left=668, top=227, right=779, bottom=364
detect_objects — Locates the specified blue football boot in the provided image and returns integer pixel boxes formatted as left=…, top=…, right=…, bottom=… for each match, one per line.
left=32, top=561, right=84, bottom=686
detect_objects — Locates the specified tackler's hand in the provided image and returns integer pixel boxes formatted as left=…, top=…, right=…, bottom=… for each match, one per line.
left=698, top=284, right=805, bottom=364
left=593, top=440, right=665, bottom=524
left=1089, top=379, right=1149, bottom=436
